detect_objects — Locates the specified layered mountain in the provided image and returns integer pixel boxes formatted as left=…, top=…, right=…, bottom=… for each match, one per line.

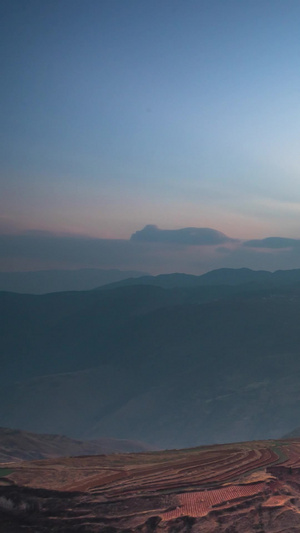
left=1, top=268, right=300, bottom=448
left=0, top=268, right=147, bottom=294
left=2, top=266, right=300, bottom=294
left=101, top=266, right=300, bottom=290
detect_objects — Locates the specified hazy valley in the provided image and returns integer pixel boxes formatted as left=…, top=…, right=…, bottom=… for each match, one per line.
left=1, top=267, right=300, bottom=448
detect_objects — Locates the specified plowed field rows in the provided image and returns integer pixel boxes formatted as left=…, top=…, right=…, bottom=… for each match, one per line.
left=82, top=447, right=267, bottom=497
left=49, top=442, right=282, bottom=498
left=4, top=439, right=300, bottom=531
left=6, top=439, right=300, bottom=500
left=161, top=482, right=266, bottom=519
left=281, top=443, right=300, bottom=467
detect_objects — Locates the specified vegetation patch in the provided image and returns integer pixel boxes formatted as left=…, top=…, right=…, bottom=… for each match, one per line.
left=0, top=468, right=13, bottom=477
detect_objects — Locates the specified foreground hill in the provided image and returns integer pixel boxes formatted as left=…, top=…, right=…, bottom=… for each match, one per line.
left=0, top=428, right=153, bottom=462
left=2, top=438, right=300, bottom=531
left=2, top=270, right=300, bottom=447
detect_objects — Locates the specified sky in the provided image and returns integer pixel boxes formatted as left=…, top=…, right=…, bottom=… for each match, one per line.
left=1, top=0, right=300, bottom=274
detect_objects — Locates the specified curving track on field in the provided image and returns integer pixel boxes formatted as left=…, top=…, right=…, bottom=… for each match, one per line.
left=4, top=439, right=300, bottom=531
left=59, top=441, right=282, bottom=497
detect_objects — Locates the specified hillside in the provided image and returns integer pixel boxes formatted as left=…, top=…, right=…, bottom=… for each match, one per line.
left=283, top=427, right=300, bottom=439
left=0, top=427, right=153, bottom=462
left=2, top=438, right=300, bottom=531
left=2, top=269, right=300, bottom=448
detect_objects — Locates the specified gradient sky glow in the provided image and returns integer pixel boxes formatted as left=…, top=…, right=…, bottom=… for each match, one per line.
left=2, top=0, right=300, bottom=273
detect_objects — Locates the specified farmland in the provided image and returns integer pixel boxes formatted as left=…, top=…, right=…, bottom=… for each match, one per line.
left=2, top=439, right=300, bottom=531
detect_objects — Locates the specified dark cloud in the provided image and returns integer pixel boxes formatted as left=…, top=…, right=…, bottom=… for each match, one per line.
left=130, top=225, right=236, bottom=245
left=244, top=237, right=300, bottom=249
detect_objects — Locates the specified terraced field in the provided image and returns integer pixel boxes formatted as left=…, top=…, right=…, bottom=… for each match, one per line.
left=2, top=439, right=300, bottom=531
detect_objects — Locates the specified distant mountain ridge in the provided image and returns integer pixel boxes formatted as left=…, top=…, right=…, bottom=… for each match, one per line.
left=1, top=267, right=300, bottom=294
left=101, top=267, right=300, bottom=290
left=0, top=268, right=147, bottom=294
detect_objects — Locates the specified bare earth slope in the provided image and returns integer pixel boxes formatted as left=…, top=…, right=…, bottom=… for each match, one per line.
left=2, top=438, right=300, bottom=531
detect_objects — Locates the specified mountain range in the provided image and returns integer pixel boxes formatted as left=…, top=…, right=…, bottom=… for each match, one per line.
left=0, top=268, right=147, bottom=294
left=2, top=267, right=300, bottom=449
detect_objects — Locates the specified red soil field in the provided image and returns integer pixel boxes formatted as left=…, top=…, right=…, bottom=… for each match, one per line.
left=2, top=438, right=300, bottom=531
left=162, top=482, right=266, bottom=519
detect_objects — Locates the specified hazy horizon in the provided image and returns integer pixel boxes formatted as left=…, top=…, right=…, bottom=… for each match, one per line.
left=2, top=223, right=300, bottom=274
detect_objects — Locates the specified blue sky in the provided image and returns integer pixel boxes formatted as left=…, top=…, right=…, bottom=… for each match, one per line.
left=1, top=0, right=300, bottom=273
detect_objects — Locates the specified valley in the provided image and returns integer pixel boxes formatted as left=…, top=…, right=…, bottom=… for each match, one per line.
left=1, top=268, right=300, bottom=448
